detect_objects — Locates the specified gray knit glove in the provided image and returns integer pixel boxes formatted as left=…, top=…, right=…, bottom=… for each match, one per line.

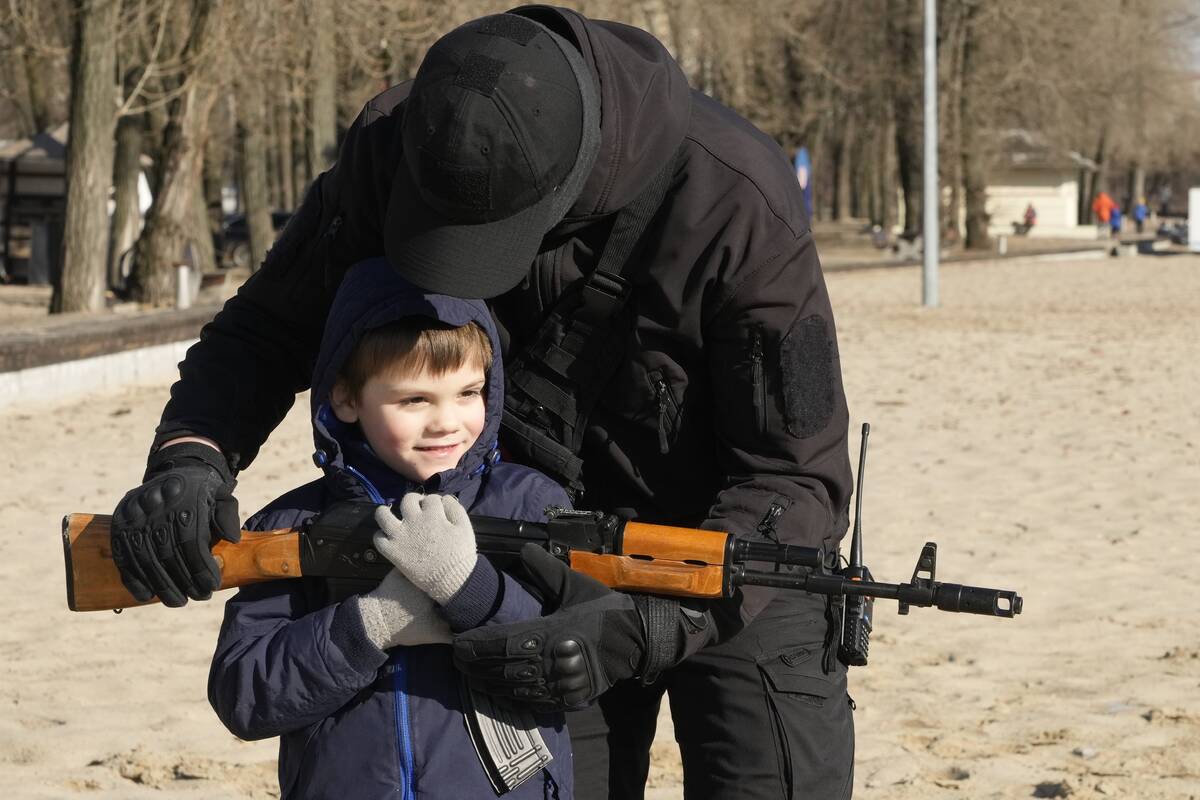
left=373, top=494, right=478, bottom=605
left=351, top=569, right=452, bottom=650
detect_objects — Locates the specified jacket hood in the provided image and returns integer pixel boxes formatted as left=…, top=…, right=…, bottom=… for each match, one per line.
left=511, top=5, right=691, bottom=218
left=310, top=257, right=504, bottom=501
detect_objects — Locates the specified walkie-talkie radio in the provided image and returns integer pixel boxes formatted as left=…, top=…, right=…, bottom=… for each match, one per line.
left=838, top=423, right=874, bottom=667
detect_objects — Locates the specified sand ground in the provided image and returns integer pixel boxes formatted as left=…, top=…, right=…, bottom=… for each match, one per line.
left=2, top=253, right=1197, bottom=799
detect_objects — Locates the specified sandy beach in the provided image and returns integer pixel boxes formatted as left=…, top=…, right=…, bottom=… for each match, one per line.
left=2, top=252, right=1197, bottom=799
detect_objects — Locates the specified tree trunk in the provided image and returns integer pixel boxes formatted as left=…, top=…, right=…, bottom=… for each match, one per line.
left=203, top=133, right=225, bottom=243
left=263, top=85, right=280, bottom=209
left=276, top=88, right=295, bottom=210
left=960, top=2, right=989, bottom=250
left=133, top=81, right=218, bottom=305
left=1080, top=130, right=1108, bottom=225
left=21, top=44, right=54, bottom=135
left=294, top=84, right=312, bottom=199
left=237, top=76, right=273, bottom=271
left=1127, top=164, right=1145, bottom=210
left=832, top=114, right=854, bottom=221
left=53, top=0, right=120, bottom=313
left=189, top=178, right=216, bottom=273
left=877, top=118, right=896, bottom=230
left=143, top=101, right=169, bottom=198
left=108, top=112, right=143, bottom=292
left=943, top=1, right=966, bottom=244
left=1077, top=168, right=1092, bottom=226
left=308, top=0, right=338, bottom=175
left=889, top=0, right=923, bottom=236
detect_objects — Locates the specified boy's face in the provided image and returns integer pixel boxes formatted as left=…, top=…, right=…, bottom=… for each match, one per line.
left=332, top=362, right=487, bottom=483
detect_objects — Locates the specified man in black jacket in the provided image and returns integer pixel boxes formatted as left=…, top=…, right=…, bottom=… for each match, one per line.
left=112, top=7, right=855, bottom=798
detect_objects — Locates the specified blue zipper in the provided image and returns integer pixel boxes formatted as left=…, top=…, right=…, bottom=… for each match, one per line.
left=350, top=465, right=413, bottom=797
left=391, top=652, right=415, bottom=800
left=343, top=463, right=387, bottom=504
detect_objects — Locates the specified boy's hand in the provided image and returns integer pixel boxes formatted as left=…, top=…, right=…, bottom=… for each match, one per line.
left=110, top=442, right=240, bottom=607
left=354, top=570, right=452, bottom=649
left=373, top=494, right=478, bottom=605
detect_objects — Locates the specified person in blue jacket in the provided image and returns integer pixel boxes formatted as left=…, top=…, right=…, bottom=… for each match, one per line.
left=207, top=256, right=574, bottom=799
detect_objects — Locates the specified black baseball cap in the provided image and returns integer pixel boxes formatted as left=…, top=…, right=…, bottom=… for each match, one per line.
left=384, top=13, right=601, bottom=299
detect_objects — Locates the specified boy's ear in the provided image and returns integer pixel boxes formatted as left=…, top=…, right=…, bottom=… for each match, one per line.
left=330, top=383, right=359, bottom=423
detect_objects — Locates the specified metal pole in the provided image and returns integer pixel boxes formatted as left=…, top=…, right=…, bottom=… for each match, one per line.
left=922, top=0, right=939, bottom=307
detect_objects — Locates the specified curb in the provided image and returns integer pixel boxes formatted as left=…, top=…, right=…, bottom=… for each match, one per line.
left=0, top=305, right=220, bottom=410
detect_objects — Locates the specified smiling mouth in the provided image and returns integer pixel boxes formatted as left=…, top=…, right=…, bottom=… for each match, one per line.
left=415, top=443, right=460, bottom=456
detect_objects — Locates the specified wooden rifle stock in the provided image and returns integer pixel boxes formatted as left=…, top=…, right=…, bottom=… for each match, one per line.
left=62, top=514, right=303, bottom=612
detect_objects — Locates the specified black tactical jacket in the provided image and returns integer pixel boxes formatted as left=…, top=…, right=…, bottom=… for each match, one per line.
left=158, top=5, right=853, bottom=638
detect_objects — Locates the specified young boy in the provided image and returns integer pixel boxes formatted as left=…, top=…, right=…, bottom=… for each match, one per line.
left=208, top=257, right=574, bottom=798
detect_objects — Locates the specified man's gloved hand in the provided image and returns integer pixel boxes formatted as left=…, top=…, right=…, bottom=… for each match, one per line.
left=110, top=442, right=240, bottom=607
left=451, top=544, right=684, bottom=712
left=352, top=569, right=452, bottom=649
left=373, top=494, right=478, bottom=605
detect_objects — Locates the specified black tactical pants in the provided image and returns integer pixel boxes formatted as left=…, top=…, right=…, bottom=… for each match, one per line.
left=567, top=591, right=855, bottom=799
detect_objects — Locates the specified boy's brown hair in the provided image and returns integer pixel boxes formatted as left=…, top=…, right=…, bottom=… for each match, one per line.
left=336, top=318, right=492, bottom=402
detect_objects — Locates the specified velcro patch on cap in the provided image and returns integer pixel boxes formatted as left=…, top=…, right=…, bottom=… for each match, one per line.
left=454, top=51, right=506, bottom=97
left=779, top=315, right=835, bottom=439
left=479, top=15, right=538, bottom=45
left=420, top=150, right=491, bottom=210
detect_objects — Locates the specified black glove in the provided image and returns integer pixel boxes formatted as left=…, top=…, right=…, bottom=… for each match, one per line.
left=452, top=544, right=684, bottom=712
left=110, top=442, right=240, bottom=607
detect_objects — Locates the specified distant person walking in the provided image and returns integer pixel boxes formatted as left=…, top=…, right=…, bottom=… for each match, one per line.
left=1109, top=205, right=1123, bottom=237
left=1133, top=197, right=1149, bottom=233
left=1092, top=191, right=1116, bottom=237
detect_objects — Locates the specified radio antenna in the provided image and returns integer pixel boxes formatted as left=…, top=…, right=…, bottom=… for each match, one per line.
left=850, top=423, right=870, bottom=568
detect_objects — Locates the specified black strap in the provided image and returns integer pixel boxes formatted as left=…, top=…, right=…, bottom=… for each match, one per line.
left=635, top=595, right=680, bottom=685
left=501, top=145, right=684, bottom=497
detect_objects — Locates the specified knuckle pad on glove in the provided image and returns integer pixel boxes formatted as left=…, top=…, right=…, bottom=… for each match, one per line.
left=504, top=662, right=543, bottom=682
left=161, top=475, right=184, bottom=501
left=551, top=650, right=587, bottom=680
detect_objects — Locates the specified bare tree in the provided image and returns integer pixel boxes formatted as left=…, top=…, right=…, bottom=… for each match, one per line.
left=307, top=0, right=337, bottom=177
left=130, top=0, right=223, bottom=305
left=53, top=0, right=120, bottom=313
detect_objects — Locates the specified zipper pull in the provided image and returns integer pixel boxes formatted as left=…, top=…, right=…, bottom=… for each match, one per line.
left=751, top=329, right=763, bottom=363
left=756, top=502, right=784, bottom=541
left=325, top=215, right=343, bottom=240
left=654, top=379, right=671, bottom=454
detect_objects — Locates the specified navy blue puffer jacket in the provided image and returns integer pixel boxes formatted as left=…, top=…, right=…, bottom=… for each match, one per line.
left=208, top=258, right=573, bottom=799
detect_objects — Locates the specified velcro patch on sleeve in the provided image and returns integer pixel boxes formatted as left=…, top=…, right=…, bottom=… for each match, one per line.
left=779, top=314, right=835, bottom=439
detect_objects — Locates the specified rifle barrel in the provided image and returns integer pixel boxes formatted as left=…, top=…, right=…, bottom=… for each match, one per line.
left=734, top=568, right=1022, bottom=618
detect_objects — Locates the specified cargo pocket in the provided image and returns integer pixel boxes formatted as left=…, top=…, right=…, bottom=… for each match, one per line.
left=756, top=646, right=853, bottom=799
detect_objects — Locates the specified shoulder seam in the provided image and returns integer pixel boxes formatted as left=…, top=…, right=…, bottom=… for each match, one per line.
left=683, top=132, right=807, bottom=240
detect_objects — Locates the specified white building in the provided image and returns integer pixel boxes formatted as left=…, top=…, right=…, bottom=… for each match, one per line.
left=985, top=130, right=1097, bottom=239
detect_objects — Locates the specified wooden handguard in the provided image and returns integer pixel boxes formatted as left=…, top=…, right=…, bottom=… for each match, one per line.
left=568, top=522, right=731, bottom=598
left=61, top=513, right=302, bottom=612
